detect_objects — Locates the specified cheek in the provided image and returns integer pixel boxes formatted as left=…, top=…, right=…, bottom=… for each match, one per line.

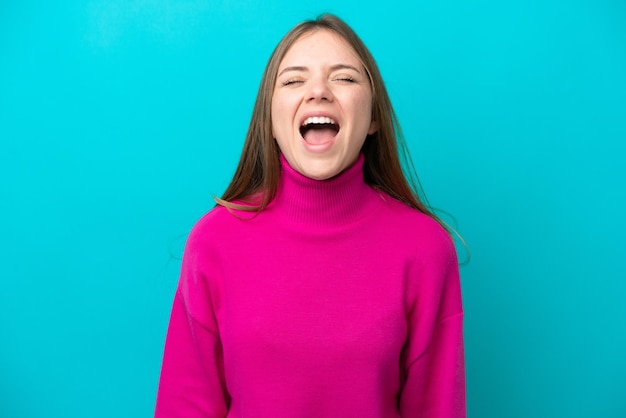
left=270, top=96, right=283, bottom=138
left=349, top=89, right=373, bottom=113
left=271, top=95, right=294, bottom=133
left=353, top=96, right=373, bottom=127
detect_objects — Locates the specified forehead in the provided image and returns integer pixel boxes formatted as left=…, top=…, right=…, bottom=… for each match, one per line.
left=278, top=29, right=362, bottom=69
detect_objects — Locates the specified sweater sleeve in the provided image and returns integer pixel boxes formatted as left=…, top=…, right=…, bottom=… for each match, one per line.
left=399, top=228, right=466, bottom=418
left=155, top=225, right=229, bottom=418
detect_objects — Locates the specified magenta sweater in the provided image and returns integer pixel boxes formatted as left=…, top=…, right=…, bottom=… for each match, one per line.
left=155, top=154, right=465, bottom=417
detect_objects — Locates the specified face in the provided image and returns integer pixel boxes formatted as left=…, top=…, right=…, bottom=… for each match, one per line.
left=271, top=29, right=377, bottom=180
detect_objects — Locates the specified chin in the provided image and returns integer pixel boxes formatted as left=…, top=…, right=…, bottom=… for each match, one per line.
left=302, top=164, right=342, bottom=181
left=308, top=172, right=336, bottom=181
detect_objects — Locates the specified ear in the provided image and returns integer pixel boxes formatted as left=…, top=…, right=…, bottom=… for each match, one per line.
left=368, top=120, right=379, bottom=135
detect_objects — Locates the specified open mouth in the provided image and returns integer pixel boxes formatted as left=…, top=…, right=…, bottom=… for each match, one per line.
left=299, top=116, right=340, bottom=145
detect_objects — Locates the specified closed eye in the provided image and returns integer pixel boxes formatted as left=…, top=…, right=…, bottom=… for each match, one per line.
left=335, top=77, right=355, bottom=83
left=282, top=79, right=304, bottom=86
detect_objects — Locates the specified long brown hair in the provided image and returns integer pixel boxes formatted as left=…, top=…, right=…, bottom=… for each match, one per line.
left=216, top=14, right=444, bottom=229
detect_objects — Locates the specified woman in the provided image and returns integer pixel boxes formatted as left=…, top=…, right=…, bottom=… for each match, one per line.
left=155, top=14, right=465, bottom=418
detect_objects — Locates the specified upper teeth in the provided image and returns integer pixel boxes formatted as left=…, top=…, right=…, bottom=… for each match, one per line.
left=302, top=116, right=336, bottom=126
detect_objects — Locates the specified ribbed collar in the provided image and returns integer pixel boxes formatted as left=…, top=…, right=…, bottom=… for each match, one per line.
left=269, top=154, right=382, bottom=229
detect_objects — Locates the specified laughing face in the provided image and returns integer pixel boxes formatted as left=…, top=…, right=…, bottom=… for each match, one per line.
left=271, top=29, right=378, bottom=180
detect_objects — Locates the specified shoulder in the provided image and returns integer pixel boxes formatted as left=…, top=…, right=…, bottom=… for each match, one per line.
left=186, top=205, right=226, bottom=240
left=376, top=193, right=457, bottom=266
left=377, top=198, right=462, bottom=315
left=182, top=205, right=244, bottom=255
left=189, top=204, right=236, bottom=234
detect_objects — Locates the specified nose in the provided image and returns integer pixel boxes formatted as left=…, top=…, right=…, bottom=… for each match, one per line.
left=305, top=77, right=333, bottom=102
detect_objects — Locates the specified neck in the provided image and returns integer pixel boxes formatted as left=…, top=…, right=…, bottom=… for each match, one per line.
left=270, top=154, right=382, bottom=228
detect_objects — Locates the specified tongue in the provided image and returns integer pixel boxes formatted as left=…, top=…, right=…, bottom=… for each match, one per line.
left=303, top=128, right=336, bottom=145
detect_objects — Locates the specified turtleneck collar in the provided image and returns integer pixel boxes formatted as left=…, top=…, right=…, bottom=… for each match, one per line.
left=269, top=153, right=382, bottom=228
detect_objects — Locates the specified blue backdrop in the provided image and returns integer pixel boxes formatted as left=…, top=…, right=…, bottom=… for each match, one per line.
left=1, top=1, right=625, bottom=417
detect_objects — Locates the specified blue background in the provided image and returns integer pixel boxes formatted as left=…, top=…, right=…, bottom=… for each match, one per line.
left=1, top=1, right=625, bottom=417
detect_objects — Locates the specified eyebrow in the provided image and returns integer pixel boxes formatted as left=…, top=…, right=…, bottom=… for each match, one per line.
left=278, top=64, right=362, bottom=76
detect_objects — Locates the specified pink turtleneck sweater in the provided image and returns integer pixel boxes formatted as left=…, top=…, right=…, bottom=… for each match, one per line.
left=155, top=155, right=465, bottom=417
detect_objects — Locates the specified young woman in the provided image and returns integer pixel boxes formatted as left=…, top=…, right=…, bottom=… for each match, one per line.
left=155, top=14, right=465, bottom=418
